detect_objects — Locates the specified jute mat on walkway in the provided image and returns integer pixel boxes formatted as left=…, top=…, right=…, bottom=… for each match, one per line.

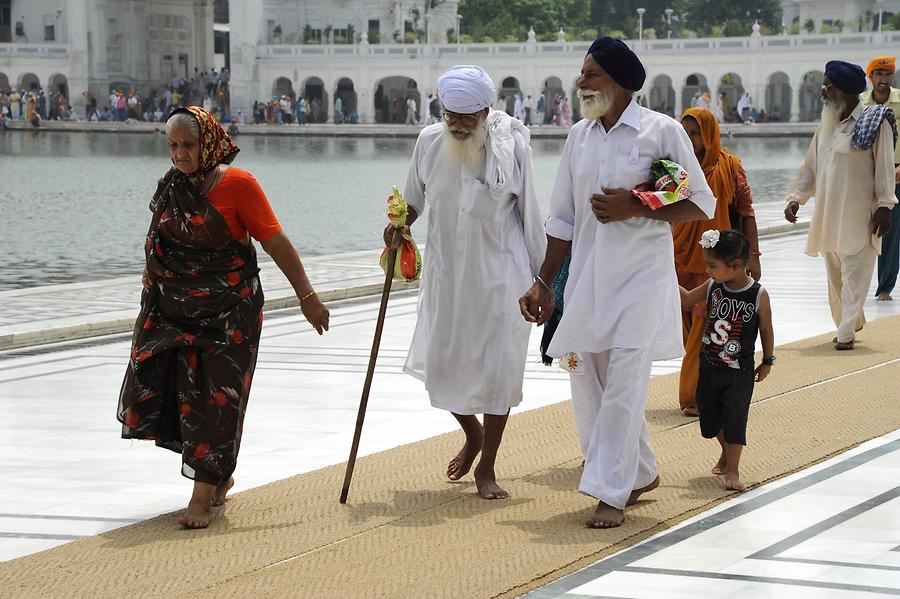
left=3, top=316, right=900, bottom=599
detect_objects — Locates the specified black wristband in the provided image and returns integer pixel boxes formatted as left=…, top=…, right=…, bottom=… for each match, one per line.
left=762, top=355, right=776, bottom=366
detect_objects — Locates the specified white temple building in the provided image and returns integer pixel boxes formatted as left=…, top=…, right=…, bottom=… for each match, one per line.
left=1, top=0, right=899, bottom=122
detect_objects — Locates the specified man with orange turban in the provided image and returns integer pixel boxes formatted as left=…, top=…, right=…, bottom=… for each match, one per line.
left=861, top=55, right=900, bottom=301
left=674, top=107, right=761, bottom=416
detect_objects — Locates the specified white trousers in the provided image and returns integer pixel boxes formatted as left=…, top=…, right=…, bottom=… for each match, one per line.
left=570, top=348, right=659, bottom=510
left=823, top=246, right=877, bottom=343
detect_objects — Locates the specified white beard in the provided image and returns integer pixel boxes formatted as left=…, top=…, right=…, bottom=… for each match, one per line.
left=441, top=122, right=487, bottom=170
left=578, top=88, right=614, bottom=121
left=819, top=99, right=844, bottom=142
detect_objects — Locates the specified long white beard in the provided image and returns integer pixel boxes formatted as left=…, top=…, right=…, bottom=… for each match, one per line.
left=819, top=99, right=844, bottom=141
left=578, top=88, right=614, bottom=121
left=441, top=122, right=487, bottom=170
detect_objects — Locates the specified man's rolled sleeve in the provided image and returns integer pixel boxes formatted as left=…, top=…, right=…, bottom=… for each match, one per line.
left=546, top=133, right=576, bottom=241
left=545, top=216, right=574, bottom=241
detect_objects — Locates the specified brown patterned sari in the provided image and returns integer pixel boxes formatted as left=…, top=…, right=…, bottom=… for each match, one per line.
left=118, top=107, right=264, bottom=484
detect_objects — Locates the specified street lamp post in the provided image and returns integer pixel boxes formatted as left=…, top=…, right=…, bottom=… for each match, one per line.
left=636, top=8, right=646, bottom=40
left=665, top=8, right=674, bottom=38
left=455, top=14, right=462, bottom=50
left=424, top=13, right=431, bottom=45
left=877, top=0, right=885, bottom=33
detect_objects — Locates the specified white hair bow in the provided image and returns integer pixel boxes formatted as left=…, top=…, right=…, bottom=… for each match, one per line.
left=699, top=229, right=720, bottom=249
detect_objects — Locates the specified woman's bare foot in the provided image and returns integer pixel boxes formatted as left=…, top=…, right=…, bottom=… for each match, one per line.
left=473, top=464, right=508, bottom=500
left=178, top=482, right=216, bottom=529
left=212, top=477, right=235, bottom=506
left=626, top=475, right=660, bottom=506
left=712, top=451, right=727, bottom=475
left=586, top=501, right=624, bottom=528
left=724, top=473, right=746, bottom=491
left=447, top=429, right=483, bottom=481
left=681, top=406, right=699, bottom=417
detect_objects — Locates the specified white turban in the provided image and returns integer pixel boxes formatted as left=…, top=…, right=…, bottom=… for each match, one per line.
left=437, top=65, right=495, bottom=114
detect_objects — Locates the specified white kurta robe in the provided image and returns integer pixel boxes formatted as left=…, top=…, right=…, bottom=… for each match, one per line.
left=545, top=100, right=715, bottom=510
left=403, top=119, right=547, bottom=415
left=545, top=100, right=716, bottom=361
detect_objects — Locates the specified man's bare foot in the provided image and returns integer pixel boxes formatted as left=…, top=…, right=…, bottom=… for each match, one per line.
left=212, top=477, right=235, bottom=506
left=682, top=406, right=699, bottom=417
left=876, top=292, right=892, bottom=301
left=712, top=451, right=726, bottom=475
left=834, top=340, right=854, bottom=351
left=473, top=464, right=508, bottom=500
left=447, top=429, right=483, bottom=481
left=178, top=482, right=216, bottom=529
left=586, top=501, right=624, bottom=528
left=724, top=473, right=746, bottom=492
left=626, top=475, right=660, bottom=506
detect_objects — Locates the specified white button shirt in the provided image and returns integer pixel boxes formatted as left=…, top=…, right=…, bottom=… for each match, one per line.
left=546, top=100, right=716, bottom=361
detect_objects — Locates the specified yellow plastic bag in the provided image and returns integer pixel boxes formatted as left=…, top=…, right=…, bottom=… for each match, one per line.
left=379, top=186, right=422, bottom=281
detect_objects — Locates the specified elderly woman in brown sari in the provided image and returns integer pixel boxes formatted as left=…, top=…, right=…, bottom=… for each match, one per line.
left=675, top=107, right=761, bottom=417
left=118, top=106, right=330, bottom=529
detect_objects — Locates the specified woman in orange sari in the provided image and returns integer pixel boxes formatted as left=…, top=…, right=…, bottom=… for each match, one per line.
left=675, top=107, right=761, bottom=416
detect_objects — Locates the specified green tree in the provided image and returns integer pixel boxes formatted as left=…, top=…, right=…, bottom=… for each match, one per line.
left=458, top=0, right=590, bottom=42
left=671, top=0, right=782, bottom=37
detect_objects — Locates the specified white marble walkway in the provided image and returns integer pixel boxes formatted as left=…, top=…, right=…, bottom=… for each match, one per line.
left=528, top=430, right=900, bottom=599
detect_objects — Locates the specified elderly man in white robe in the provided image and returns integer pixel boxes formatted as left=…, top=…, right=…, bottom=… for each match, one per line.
left=519, top=37, right=716, bottom=528
left=385, top=65, right=546, bottom=499
left=785, top=60, right=896, bottom=350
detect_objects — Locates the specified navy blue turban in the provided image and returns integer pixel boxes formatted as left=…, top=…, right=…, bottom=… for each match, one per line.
left=586, top=37, right=646, bottom=91
left=824, top=60, right=867, bottom=95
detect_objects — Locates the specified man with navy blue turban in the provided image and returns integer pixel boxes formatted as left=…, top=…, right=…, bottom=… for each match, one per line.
left=785, top=60, right=896, bottom=350
left=386, top=65, right=546, bottom=501
left=519, top=37, right=716, bottom=528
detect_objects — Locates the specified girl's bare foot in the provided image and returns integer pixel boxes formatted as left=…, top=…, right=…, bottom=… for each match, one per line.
left=178, top=482, right=216, bottom=529
left=473, top=464, right=508, bottom=500
left=724, top=473, right=746, bottom=492
left=447, top=429, right=483, bottom=481
left=712, top=451, right=727, bottom=475
left=586, top=501, right=624, bottom=528
left=626, top=475, right=660, bottom=506
left=212, top=477, right=235, bottom=506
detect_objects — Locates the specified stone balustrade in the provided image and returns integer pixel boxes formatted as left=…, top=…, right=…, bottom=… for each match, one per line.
left=255, top=31, right=900, bottom=60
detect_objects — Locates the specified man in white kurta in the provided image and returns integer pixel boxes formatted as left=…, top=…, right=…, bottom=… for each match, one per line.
left=392, top=65, right=546, bottom=500
left=520, top=38, right=715, bottom=528
left=785, top=60, right=896, bottom=350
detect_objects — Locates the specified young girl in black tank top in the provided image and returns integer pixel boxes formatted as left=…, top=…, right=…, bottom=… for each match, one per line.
left=679, top=229, right=775, bottom=493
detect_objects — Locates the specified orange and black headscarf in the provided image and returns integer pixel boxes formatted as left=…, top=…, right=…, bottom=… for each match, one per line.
left=166, top=106, right=239, bottom=187
left=673, top=107, right=740, bottom=274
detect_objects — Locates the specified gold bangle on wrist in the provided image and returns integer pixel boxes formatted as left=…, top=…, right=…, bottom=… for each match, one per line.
left=300, top=290, right=316, bottom=302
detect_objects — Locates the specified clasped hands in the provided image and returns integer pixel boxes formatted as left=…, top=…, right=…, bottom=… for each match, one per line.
left=518, top=281, right=555, bottom=326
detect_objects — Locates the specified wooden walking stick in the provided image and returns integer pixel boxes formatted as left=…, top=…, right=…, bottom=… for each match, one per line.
left=340, top=226, right=403, bottom=504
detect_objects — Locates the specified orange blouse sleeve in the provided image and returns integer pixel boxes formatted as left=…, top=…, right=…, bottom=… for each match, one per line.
left=215, top=168, right=282, bottom=242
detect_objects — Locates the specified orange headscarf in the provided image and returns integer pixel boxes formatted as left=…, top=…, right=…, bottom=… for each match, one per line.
left=167, top=106, right=239, bottom=187
left=673, top=107, right=740, bottom=274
